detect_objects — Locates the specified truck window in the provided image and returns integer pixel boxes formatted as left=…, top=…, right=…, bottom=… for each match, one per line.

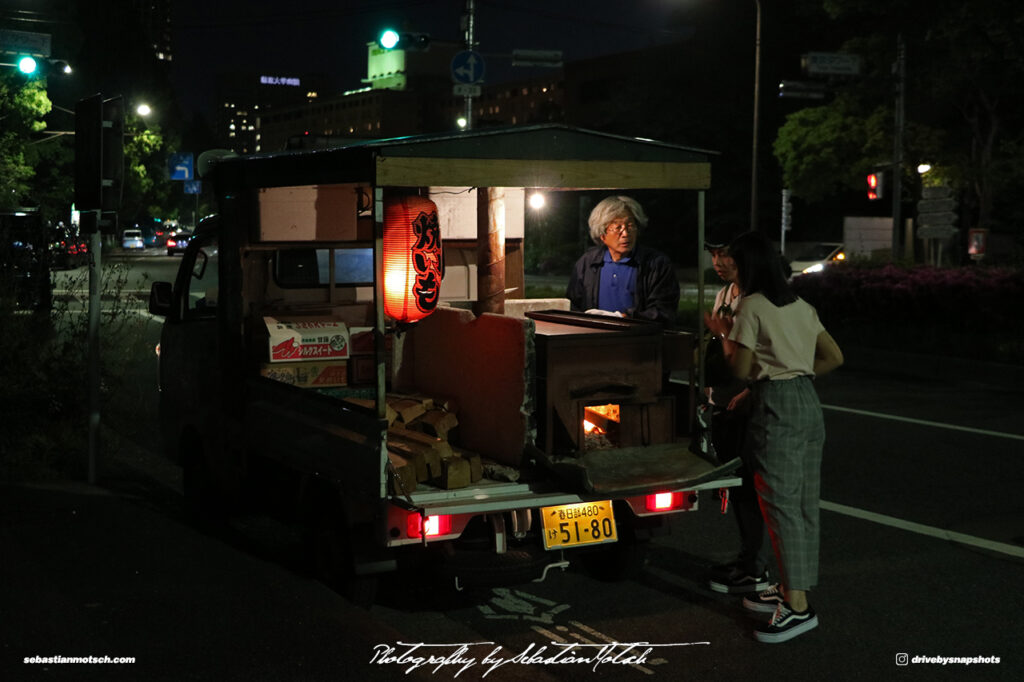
left=183, top=241, right=219, bottom=319
left=274, top=247, right=372, bottom=287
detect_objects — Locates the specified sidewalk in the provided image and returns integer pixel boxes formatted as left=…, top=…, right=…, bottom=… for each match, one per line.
left=0, top=478, right=432, bottom=681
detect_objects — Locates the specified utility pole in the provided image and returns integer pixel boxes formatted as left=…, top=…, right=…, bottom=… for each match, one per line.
left=891, top=34, right=905, bottom=260
left=463, top=0, right=476, bottom=130
left=750, top=0, right=762, bottom=231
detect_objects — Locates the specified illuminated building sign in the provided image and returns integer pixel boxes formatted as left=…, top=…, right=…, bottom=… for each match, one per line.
left=260, top=76, right=301, bottom=86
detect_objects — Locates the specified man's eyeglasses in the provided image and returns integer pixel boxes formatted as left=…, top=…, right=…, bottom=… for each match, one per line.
left=605, top=221, right=636, bottom=236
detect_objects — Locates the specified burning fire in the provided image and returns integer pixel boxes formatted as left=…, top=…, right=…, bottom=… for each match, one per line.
left=583, top=404, right=620, bottom=434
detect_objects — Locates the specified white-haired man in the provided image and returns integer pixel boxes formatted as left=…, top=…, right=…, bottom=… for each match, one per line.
left=566, top=195, right=680, bottom=327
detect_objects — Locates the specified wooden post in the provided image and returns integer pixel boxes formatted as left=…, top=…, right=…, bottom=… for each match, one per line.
left=474, top=186, right=505, bottom=315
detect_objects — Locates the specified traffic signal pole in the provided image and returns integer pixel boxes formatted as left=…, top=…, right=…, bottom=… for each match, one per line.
left=74, top=93, right=124, bottom=484
left=891, top=34, right=905, bottom=260
left=87, top=221, right=101, bottom=484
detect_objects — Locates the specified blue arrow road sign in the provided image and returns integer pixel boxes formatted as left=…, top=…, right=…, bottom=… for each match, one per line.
left=168, top=153, right=194, bottom=181
left=451, top=50, right=485, bottom=84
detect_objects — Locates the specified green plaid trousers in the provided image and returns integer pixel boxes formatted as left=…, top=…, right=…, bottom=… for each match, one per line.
left=746, top=376, right=825, bottom=591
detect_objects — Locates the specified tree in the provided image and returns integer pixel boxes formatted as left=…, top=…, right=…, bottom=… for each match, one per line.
left=0, top=74, right=51, bottom=211
left=774, top=98, right=890, bottom=202
left=775, top=0, right=1024, bottom=237
left=24, top=135, right=75, bottom=226
left=121, top=113, right=174, bottom=222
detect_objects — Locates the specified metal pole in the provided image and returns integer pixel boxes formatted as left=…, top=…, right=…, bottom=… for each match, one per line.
left=87, top=222, right=101, bottom=484
left=891, top=33, right=905, bottom=260
left=780, top=188, right=789, bottom=256
left=464, top=0, right=476, bottom=130
left=697, top=190, right=706, bottom=392
left=750, top=0, right=762, bottom=231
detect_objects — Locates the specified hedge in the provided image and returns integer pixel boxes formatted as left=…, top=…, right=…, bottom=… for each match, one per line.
left=791, top=264, right=1024, bottom=364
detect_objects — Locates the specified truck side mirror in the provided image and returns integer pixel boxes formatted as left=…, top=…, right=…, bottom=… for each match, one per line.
left=149, top=281, right=173, bottom=316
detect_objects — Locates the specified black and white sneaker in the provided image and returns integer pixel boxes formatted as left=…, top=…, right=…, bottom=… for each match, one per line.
left=708, top=564, right=771, bottom=594
left=742, top=583, right=785, bottom=613
left=754, top=602, right=819, bottom=643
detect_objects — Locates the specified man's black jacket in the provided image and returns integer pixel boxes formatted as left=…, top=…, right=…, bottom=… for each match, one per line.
left=566, top=245, right=680, bottom=327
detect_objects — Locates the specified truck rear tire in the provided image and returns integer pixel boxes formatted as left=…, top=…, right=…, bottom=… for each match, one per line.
left=581, top=526, right=650, bottom=581
left=304, top=492, right=378, bottom=608
left=180, top=439, right=226, bottom=525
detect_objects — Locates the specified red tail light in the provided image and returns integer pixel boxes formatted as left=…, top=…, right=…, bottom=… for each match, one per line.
left=645, top=492, right=685, bottom=512
left=406, top=513, right=452, bottom=538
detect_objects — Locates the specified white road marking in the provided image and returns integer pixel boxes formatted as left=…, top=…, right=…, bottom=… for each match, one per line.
left=821, top=404, right=1024, bottom=441
left=569, top=620, right=667, bottom=667
left=820, top=500, right=1024, bottom=559
left=816, top=403, right=1024, bottom=557
left=481, top=589, right=663, bottom=673
left=530, top=624, right=656, bottom=675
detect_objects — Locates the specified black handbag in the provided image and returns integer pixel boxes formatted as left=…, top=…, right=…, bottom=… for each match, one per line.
left=704, top=335, right=734, bottom=387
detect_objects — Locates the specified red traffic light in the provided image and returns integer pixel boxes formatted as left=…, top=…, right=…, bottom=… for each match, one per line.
left=867, top=172, right=884, bottom=201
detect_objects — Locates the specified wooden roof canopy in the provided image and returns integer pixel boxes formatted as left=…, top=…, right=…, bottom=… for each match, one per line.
left=210, top=124, right=717, bottom=192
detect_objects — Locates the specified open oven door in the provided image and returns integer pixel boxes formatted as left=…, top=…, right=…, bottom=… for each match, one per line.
left=537, top=445, right=740, bottom=497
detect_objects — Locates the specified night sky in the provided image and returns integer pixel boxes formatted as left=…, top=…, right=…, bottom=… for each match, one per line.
left=170, top=0, right=693, bottom=117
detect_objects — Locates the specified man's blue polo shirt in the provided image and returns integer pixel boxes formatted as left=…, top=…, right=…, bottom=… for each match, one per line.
left=597, top=251, right=636, bottom=314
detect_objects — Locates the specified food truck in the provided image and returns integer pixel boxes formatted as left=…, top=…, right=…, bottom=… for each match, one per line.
left=148, top=124, right=739, bottom=603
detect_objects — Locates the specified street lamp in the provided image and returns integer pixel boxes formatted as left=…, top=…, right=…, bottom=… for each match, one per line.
left=136, top=103, right=152, bottom=117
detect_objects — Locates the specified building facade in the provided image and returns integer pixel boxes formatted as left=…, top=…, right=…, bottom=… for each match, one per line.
left=214, top=72, right=329, bottom=153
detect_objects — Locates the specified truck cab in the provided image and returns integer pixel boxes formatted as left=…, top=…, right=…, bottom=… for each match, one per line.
left=149, top=125, right=739, bottom=601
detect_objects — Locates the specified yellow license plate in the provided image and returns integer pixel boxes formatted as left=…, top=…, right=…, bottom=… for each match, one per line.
left=540, top=501, right=618, bottom=550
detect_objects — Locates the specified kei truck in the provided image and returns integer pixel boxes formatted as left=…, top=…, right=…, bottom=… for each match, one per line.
left=148, top=124, right=740, bottom=604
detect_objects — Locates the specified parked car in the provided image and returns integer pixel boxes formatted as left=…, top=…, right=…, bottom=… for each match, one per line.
left=166, top=230, right=193, bottom=256
left=122, top=229, right=145, bottom=250
left=789, top=242, right=845, bottom=276
left=2, top=210, right=51, bottom=311
left=49, top=223, right=89, bottom=269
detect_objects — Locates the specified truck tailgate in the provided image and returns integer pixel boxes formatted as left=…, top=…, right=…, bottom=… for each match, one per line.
left=542, top=444, right=741, bottom=497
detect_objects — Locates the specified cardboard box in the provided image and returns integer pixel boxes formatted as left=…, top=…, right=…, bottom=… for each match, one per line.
left=265, top=315, right=350, bottom=362
left=260, top=360, right=348, bottom=388
left=257, top=184, right=364, bottom=242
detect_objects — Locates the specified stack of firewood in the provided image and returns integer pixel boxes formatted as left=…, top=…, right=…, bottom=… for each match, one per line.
left=362, top=393, right=483, bottom=494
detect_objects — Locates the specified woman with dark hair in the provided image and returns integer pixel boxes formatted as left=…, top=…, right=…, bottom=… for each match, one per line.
left=705, top=230, right=844, bottom=644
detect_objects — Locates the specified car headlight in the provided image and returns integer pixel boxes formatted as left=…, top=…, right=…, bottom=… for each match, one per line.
left=802, top=263, right=825, bottom=274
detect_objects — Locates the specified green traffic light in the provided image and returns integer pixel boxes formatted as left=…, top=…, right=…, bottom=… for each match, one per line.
left=379, top=29, right=400, bottom=49
left=17, top=56, right=38, bottom=75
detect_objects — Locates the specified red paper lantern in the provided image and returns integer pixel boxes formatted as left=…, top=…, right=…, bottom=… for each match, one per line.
left=383, top=195, right=443, bottom=323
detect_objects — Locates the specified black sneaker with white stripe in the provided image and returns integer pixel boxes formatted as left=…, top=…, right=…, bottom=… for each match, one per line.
left=742, top=583, right=785, bottom=613
left=754, top=602, right=819, bottom=643
left=707, top=564, right=771, bottom=594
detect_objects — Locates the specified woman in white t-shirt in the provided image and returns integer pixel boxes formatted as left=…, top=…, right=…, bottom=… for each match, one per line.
left=705, top=230, right=843, bottom=644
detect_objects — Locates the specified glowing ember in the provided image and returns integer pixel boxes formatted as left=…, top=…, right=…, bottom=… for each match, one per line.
left=583, top=403, right=620, bottom=450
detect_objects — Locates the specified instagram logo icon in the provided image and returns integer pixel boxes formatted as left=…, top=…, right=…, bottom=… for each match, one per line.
left=896, top=653, right=909, bottom=666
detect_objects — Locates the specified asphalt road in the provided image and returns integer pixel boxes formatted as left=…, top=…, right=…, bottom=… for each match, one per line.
left=364, top=366, right=1023, bottom=681
left=6, top=257, right=1022, bottom=680
left=5, top=364, right=1020, bottom=681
